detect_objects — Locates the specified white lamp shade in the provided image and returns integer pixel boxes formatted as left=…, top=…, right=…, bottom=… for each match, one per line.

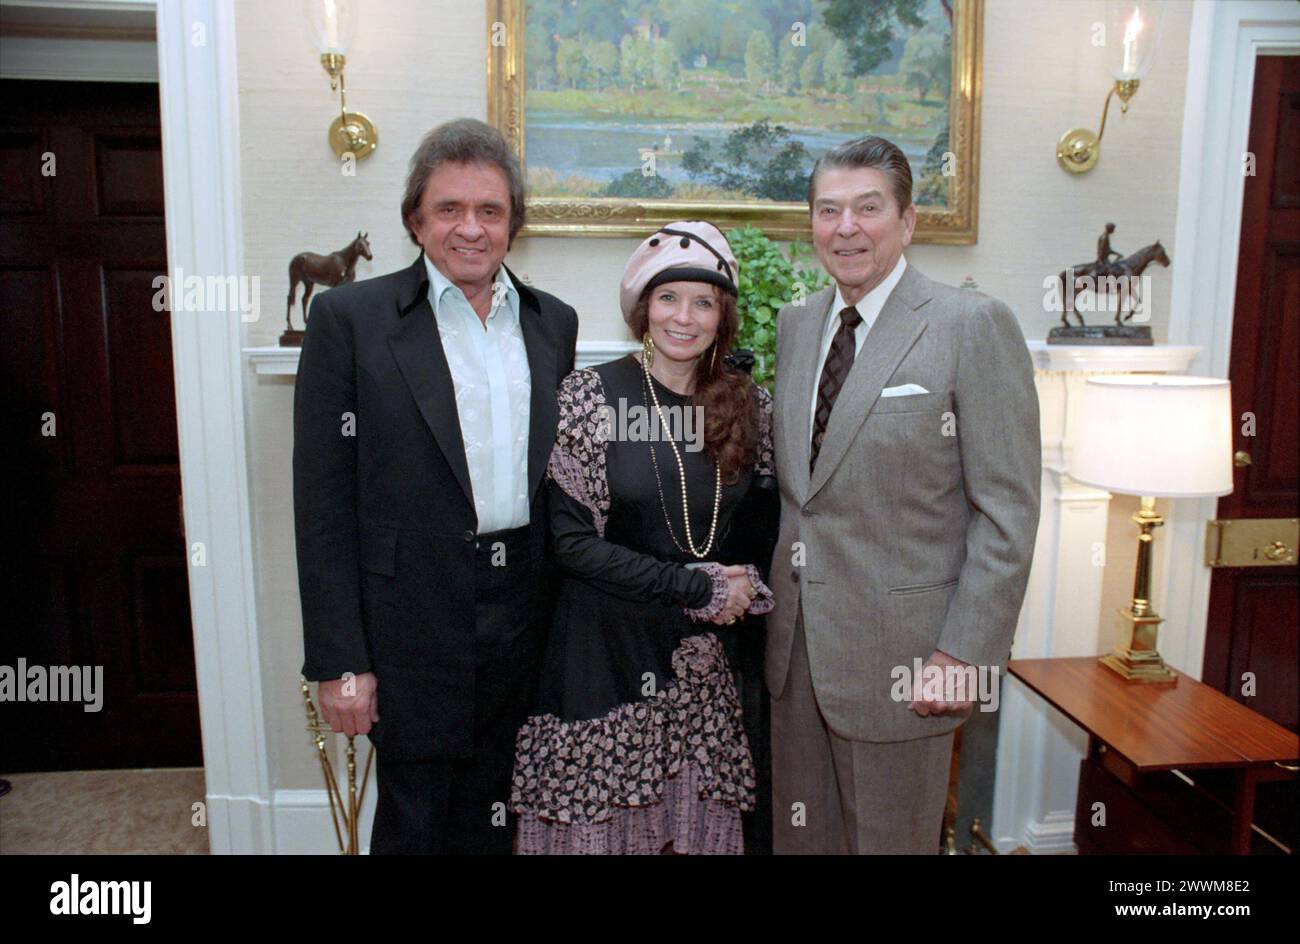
left=1070, top=375, right=1234, bottom=498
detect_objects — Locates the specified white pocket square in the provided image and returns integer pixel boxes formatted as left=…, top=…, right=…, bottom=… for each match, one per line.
left=880, top=383, right=931, bottom=397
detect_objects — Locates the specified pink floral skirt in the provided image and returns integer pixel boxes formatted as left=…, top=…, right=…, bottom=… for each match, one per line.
left=511, top=634, right=755, bottom=855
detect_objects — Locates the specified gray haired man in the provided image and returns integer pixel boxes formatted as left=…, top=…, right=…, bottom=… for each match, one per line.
left=294, top=118, right=578, bottom=853
left=766, top=136, right=1041, bottom=854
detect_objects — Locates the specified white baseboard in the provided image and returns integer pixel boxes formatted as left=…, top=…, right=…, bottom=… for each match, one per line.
left=202, top=792, right=273, bottom=855
left=271, top=789, right=375, bottom=855
left=1020, top=810, right=1078, bottom=855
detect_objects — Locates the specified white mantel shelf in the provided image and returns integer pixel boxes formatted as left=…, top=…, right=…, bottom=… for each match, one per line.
left=244, top=345, right=303, bottom=375
left=1025, top=341, right=1200, bottom=373
left=244, top=340, right=639, bottom=375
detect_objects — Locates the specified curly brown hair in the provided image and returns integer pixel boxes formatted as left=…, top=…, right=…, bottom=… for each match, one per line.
left=630, top=285, right=756, bottom=484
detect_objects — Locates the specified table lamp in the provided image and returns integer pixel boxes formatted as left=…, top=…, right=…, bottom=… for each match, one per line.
left=1069, top=375, right=1234, bottom=684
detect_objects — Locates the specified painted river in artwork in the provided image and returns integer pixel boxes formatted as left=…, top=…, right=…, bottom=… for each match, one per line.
left=525, top=110, right=938, bottom=195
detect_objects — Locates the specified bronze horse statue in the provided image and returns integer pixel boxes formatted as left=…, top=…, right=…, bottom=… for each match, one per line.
left=1055, top=240, right=1170, bottom=327
left=286, top=232, right=373, bottom=332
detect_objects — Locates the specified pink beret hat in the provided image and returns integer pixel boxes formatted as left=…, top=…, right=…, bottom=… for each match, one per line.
left=618, top=220, right=739, bottom=326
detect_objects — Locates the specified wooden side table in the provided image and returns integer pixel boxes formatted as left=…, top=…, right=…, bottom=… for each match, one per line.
left=1009, top=657, right=1299, bottom=854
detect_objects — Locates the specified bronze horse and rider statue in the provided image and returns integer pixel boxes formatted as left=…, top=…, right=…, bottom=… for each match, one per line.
left=282, top=231, right=373, bottom=345
left=1052, top=222, right=1170, bottom=331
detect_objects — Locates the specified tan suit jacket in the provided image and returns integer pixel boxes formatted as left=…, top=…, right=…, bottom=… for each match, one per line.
left=766, top=263, right=1041, bottom=742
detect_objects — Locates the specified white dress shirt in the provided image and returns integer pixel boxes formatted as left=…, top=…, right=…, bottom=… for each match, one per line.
left=424, top=255, right=532, bottom=533
left=809, top=254, right=908, bottom=441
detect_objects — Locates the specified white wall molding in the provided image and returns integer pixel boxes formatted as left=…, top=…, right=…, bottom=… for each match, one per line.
left=246, top=338, right=641, bottom=375
left=157, top=0, right=271, bottom=855
left=0, top=0, right=155, bottom=10
left=244, top=345, right=302, bottom=376
left=1161, top=0, right=1299, bottom=681
left=0, top=0, right=158, bottom=81
left=0, top=35, right=159, bottom=81
left=575, top=339, right=639, bottom=369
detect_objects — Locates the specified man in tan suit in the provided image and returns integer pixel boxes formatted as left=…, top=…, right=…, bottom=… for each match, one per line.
left=767, top=136, right=1041, bottom=854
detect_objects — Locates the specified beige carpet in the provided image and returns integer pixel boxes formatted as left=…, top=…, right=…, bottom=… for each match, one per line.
left=0, top=768, right=210, bottom=854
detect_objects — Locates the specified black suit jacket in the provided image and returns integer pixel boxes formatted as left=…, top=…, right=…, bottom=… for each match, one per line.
left=293, top=254, right=578, bottom=761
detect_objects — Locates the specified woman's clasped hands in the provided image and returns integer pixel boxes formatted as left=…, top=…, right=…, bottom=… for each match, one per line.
left=713, top=564, right=757, bottom=625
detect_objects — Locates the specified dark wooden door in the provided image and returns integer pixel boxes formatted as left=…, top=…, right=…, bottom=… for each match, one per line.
left=1203, top=55, right=1300, bottom=732
left=1, top=80, right=201, bottom=771
left=1202, top=55, right=1300, bottom=855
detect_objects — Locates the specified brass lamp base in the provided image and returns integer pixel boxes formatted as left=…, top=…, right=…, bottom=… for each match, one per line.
left=1099, top=609, right=1177, bottom=685
left=1099, top=495, right=1178, bottom=685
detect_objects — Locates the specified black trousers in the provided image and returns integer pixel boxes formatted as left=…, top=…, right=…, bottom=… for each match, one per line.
left=370, top=525, right=541, bottom=855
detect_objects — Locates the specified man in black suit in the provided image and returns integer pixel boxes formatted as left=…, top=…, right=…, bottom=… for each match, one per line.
left=293, top=118, right=578, bottom=854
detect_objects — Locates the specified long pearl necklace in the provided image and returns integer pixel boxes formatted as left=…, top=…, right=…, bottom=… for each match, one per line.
left=641, top=354, right=722, bottom=558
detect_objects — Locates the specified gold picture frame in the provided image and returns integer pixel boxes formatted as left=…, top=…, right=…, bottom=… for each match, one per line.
left=487, top=0, right=982, bottom=243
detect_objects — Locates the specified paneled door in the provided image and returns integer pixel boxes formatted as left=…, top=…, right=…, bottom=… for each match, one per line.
left=1, top=80, right=201, bottom=771
left=1202, top=55, right=1299, bottom=855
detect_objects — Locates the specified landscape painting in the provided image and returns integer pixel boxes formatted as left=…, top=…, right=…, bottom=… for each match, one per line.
left=488, top=0, right=982, bottom=241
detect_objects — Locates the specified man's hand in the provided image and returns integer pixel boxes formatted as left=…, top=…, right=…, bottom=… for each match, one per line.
left=908, top=649, right=974, bottom=717
left=318, top=671, right=379, bottom=736
left=710, top=564, right=755, bottom=625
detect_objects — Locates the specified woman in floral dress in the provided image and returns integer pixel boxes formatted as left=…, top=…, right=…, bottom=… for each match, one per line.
left=510, top=220, right=777, bottom=854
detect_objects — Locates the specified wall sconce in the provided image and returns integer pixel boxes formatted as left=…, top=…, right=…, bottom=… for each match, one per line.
left=305, top=0, right=377, bottom=161
left=1057, top=1, right=1163, bottom=174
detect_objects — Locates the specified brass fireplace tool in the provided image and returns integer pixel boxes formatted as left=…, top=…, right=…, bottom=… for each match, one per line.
left=940, top=728, right=1028, bottom=854
left=300, top=676, right=374, bottom=854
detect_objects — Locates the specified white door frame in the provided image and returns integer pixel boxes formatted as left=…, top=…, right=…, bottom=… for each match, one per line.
left=154, top=0, right=270, bottom=853
left=1160, top=0, right=1300, bottom=680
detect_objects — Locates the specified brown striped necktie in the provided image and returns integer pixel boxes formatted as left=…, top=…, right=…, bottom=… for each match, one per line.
left=810, top=305, right=862, bottom=473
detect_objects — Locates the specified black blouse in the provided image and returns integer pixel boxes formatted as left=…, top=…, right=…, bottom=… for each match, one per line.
left=536, top=353, right=775, bottom=722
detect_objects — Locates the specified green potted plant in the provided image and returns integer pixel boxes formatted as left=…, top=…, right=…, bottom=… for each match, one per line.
left=727, top=225, right=828, bottom=390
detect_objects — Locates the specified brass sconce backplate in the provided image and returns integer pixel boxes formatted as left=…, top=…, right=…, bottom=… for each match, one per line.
left=329, top=111, right=378, bottom=160
left=1057, top=127, right=1101, bottom=174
